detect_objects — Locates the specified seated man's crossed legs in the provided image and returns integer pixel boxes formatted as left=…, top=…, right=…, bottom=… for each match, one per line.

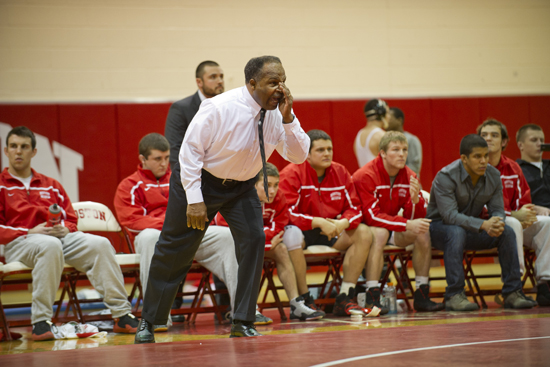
left=365, top=227, right=444, bottom=313
left=506, top=215, right=550, bottom=307
left=430, top=221, right=534, bottom=311
left=264, top=225, right=325, bottom=321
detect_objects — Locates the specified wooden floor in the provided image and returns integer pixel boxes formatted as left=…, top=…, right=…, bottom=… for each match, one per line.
left=1, top=305, right=549, bottom=366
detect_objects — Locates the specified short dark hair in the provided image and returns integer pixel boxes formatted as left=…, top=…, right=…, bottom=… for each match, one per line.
left=139, top=133, right=170, bottom=158
left=257, top=162, right=279, bottom=182
left=196, top=60, right=219, bottom=79
left=244, top=56, right=282, bottom=84
left=390, top=107, right=405, bottom=124
left=516, top=124, right=543, bottom=143
left=364, top=99, right=388, bottom=121
left=460, top=134, right=488, bottom=156
left=6, top=126, right=36, bottom=149
left=307, top=129, right=332, bottom=152
left=476, top=118, right=509, bottom=150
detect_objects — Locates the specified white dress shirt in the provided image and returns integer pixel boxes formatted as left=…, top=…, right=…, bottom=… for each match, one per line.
left=179, top=86, right=310, bottom=204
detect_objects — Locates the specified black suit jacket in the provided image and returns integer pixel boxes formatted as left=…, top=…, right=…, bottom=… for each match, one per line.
left=164, top=92, right=201, bottom=170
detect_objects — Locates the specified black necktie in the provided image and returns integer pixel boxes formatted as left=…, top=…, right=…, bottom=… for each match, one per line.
left=258, top=108, right=269, bottom=201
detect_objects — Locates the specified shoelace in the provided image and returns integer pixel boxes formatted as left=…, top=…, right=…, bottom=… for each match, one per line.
left=139, top=320, right=150, bottom=332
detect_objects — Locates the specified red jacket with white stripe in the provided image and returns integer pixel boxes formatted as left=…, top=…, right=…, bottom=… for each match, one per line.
left=0, top=168, right=78, bottom=245
left=352, top=155, right=426, bottom=232
left=114, top=165, right=170, bottom=242
left=213, top=188, right=289, bottom=249
left=495, top=154, right=532, bottom=215
left=279, top=161, right=363, bottom=232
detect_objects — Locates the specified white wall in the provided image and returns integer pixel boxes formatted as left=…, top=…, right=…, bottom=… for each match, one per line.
left=0, top=0, right=549, bottom=101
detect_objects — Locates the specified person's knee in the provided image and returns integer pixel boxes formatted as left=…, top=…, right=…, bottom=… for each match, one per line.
left=86, top=235, right=114, bottom=256
left=501, top=225, right=516, bottom=243
left=371, top=227, right=389, bottom=249
left=282, top=225, right=304, bottom=251
left=37, top=235, right=64, bottom=255
left=415, top=231, right=432, bottom=250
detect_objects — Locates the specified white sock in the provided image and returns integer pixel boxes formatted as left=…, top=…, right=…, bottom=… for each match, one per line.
left=340, top=281, right=355, bottom=295
left=416, top=276, right=429, bottom=286
left=366, top=281, right=379, bottom=289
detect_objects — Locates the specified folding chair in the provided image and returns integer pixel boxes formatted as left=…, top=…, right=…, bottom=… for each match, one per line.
left=69, top=201, right=142, bottom=322
left=0, top=248, right=78, bottom=341
left=257, top=257, right=288, bottom=320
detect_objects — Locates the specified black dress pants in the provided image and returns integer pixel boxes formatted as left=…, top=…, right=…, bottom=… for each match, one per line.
left=141, top=165, right=265, bottom=324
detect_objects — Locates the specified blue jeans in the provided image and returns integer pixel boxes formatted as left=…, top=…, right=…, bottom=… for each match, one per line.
left=430, top=221, right=522, bottom=299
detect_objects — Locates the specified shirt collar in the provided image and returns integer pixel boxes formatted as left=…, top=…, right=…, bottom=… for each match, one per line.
left=459, top=161, right=472, bottom=183
left=197, top=89, right=206, bottom=103
left=242, top=86, right=262, bottom=116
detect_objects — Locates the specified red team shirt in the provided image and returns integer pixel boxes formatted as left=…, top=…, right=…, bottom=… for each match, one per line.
left=352, top=155, right=426, bottom=232
left=113, top=165, right=170, bottom=242
left=213, top=188, right=289, bottom=250
left=278, top=161, right=362, bottom=232
left=494, top=154, right=532, bottom=215
left=0, top=168, right=78, bottom=244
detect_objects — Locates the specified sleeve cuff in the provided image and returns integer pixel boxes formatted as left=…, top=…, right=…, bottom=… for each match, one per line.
left=186, top=188, right=204, bottom=204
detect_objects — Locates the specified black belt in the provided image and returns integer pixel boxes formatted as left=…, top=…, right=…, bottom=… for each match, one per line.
left=201, top=169, right=245, bottom=188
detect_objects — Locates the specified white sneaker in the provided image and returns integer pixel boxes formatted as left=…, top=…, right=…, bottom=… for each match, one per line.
left=290, top=299, right=324, bottom=321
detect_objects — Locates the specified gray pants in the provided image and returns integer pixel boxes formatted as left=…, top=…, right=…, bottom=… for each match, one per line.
left=507, top=215, right=550, bottom=282
left=5, top=232, right=132, bottom=324
left=134, top=226, right=238, bottom=313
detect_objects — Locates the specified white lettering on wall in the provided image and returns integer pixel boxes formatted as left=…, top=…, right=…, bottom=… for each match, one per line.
left=0, top=122, right=84, bottom=201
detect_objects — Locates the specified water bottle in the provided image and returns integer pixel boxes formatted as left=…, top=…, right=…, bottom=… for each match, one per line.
left=47, top=203, right=62, bottom=227
left=383, top=282, right=397, bottom=314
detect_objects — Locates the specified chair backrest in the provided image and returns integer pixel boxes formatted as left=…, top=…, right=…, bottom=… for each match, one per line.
left=421, top=189, right=430, bottom=202
left=72, top=201, right=121, bottom=232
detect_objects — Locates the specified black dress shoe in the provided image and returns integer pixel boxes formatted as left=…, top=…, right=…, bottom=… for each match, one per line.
left=171, top=314, right=186, bottom=323
left=134, top=319, right=155, bottom=344
left=230, top=320, right=263, bottom=338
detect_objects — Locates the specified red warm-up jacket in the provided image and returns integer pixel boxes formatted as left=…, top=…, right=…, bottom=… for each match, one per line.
left=213, top=188, right=289, bottom=249
left=0, top=168, right=78, bottom=244
left=352, top=155, right=426, bottom=232
left=495, top=154, right=532, bottom=215
left=113, top=165, right=170, bottom=242
left=279, top=161, right=363, bottom=232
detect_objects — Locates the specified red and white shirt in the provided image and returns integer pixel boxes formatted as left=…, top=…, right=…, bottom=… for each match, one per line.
left=352, top=155, right=426, bottom=232
left=279, top=161, right=363, bottom=232
left=0, top=168, right=78, bottom=244
left=113, top=165, right=170, bottom=242
left=494, top=154, right=532, bottom=215
left=213, top=189, right=289, bottom=251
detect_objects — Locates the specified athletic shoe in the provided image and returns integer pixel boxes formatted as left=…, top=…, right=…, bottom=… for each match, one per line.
left=413, top=284, right=445, bottom=312
left=537, top=282, right=550, bottom=307
left=333, top=287, right=364, bottom=316
left=32, top=320, right=55, bottom=341
left=254, top=310, right=273, bottom=325
left=503, top=289, right=535, bottom=309
left=302, top=292, right=326, bottom=317
left=113, top=313, right=139, bottom=333
left=154, top=325, right=168, bottom=332
left=365, top=287, right=389, bottom=315
left=134, top=319, right=155, bottom=344
left=290, top=295, right=325, bottom=321
left=445, top=291, right=479, bottom=311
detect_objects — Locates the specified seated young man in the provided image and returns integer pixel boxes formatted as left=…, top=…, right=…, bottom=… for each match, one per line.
left=428, top=134, right=533, bottom=311
left=352, top=131, right=444, bottom=313
left=214, top=163, right=324, bottom=321
left=114, top=133, right=243, bottom=329
left=1, top=126, right=139, bottom=341
left=478, top=119, right=549, bottom=306
left=279, top=129, right=373, bottom=316
left=516, top=124, right=550, bottom=216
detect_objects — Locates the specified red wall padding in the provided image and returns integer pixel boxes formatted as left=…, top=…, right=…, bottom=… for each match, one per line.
left=1, top=95, right=549, bottom=217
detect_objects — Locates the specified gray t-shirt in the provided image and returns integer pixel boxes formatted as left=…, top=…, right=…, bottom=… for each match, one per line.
left=427, top=159, right=505, bottom=233
left=404, top=131, right=422, bottom=176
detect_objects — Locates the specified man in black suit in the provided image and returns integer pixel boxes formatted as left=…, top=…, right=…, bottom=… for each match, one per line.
left=164, top=60, right=225, bottom=170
